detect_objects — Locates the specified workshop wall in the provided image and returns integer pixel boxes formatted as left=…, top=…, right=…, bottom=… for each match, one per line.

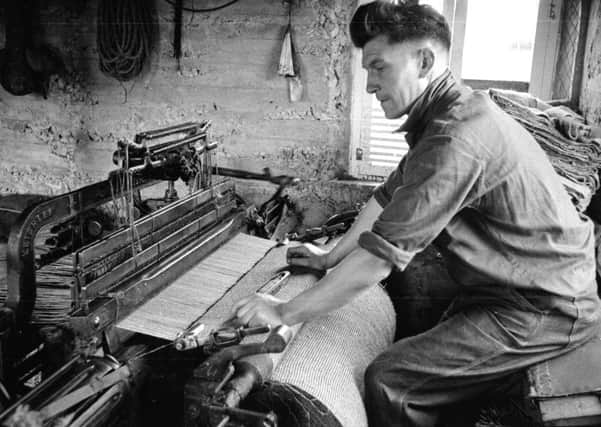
left=0, top=0, right=370, bottom=227
left=581, top=0, right=601, bottom=124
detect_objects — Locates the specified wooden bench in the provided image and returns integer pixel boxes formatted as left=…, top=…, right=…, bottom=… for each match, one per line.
left=527, top=334, right=601, bottom=426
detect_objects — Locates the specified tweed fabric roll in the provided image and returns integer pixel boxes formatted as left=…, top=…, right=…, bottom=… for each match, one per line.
left=271, top=281, right=396, bottom=427
left=224, top=242, right=396, bottom=427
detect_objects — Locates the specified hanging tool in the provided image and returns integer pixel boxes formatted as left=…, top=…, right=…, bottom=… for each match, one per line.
left=173, top=271, right=291, bottom=352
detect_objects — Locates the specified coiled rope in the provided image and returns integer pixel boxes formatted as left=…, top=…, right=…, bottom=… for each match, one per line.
left=97, top=0, right=154, bottom=81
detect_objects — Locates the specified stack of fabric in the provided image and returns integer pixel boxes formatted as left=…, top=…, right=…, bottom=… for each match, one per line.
left=489, top=89, right=601, bottom=212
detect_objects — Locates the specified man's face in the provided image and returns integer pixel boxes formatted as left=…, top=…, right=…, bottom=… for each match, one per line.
left=362, top=35, right=423, bottom=119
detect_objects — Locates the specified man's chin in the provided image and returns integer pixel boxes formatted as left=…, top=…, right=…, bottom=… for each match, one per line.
left=383, top=109, right=405, bottom=120
left=380, top=103, right=407, bottom=119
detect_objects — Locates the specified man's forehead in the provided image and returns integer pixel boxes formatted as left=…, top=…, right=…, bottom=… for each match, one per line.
left=362, top=36, right=413, bottom=66
left=363, top=35, right=393, bottom=54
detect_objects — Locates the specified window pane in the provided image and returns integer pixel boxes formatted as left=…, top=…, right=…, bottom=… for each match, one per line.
left=420, top=0, right=444, bottom=12
left=462, top=0, right=539, bottom=82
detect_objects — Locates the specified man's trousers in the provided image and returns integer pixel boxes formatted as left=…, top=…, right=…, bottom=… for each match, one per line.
left=364, top=285, right=601, bottom=427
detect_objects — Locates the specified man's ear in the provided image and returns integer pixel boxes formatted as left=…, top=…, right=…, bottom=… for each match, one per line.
left=417, top=47, right=435, bottom=78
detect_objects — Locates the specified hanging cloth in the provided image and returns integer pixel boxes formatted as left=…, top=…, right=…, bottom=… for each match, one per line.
left=277, top=1, right=303, bottom=102
left=277, top=28, right=294, bottom=77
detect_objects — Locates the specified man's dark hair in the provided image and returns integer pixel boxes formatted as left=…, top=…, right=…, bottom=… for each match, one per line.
left=350, top=1, right=451, bottom=51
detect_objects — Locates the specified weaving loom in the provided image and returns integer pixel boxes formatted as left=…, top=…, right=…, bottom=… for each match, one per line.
left=0, top=121, right=395, bottom=427
left=0, top=121, right=242, bottom=425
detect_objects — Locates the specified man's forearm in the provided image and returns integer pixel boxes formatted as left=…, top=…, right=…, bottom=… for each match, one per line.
left=280, top=247, right=392, bottom=325
left=326, top=196, right=383, bottom=267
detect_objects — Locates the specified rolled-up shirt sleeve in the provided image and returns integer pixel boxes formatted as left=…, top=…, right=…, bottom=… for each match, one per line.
left=373, top=156, right=406, bottom=207
left=359, top=136, right=482, bottom=270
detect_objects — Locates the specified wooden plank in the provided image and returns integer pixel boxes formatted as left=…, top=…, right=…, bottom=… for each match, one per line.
left=538, top=395, right=601, bottom=426
left=116, top=233, right=276, bottom=340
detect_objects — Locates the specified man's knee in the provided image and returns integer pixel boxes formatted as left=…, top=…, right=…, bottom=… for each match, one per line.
left=364, top=358, right=411, bottom=404
left=365, top=359, right=388, bottom=398
left=365, top=359, right=421, bottom=426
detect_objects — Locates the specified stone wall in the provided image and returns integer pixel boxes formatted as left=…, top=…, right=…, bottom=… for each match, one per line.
left=0, top=0, right=370, bottom=227
left=581, top=0, right=601, bottom=124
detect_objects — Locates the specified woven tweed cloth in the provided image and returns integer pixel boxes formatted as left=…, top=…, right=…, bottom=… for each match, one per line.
left=232, top=243, right=396, bottom=427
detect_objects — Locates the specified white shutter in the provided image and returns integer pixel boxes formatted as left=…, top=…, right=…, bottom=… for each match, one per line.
left=349, top=96, right=408, bottom=180
left=367, top=98, right=408, bottom=169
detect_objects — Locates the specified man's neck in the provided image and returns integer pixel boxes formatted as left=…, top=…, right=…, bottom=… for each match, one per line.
left=399, top=68, right=458, bottom=144
left=426, top=65, right=450, bottom=87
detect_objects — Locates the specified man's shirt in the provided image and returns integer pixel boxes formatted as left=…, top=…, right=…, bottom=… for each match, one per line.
left=358, top=70, right=599, bottom=320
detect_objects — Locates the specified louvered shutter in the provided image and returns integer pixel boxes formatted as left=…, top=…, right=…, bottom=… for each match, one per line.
left=350, top=96, right=408, bottom=180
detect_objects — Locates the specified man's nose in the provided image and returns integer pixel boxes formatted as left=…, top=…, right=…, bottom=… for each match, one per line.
left=366, top=72, right=378, bottom=94
left=366, top=79, right=377, bottom=94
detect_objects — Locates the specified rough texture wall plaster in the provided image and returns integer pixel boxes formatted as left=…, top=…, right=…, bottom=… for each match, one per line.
left=0, top=0, right=367, bottom=226
left=581, top=0, right=601, bottom=124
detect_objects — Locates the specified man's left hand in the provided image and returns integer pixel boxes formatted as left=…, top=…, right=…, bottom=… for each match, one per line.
left=231, top=293, right=285, bottom=327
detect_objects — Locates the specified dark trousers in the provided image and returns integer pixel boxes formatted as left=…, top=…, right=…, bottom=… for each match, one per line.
left=365, top=285, right=601, bottom=427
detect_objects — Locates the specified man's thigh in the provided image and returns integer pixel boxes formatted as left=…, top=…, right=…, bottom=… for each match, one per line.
left=369, top=302, right=576, bottom=401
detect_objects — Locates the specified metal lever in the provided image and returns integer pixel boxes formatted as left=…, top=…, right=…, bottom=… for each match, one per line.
left=211, top=167, right=299, bottom=188
left=202, top=325, right=272, bottom=354
left=197, top=325, right=293, bottom=380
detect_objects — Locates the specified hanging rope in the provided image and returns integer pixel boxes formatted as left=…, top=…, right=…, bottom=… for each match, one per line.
left=97, top=0, right=155, bottom=81
left=164, top=0, right=240, bottom=13
left=174, top=0, right=183, bottom=71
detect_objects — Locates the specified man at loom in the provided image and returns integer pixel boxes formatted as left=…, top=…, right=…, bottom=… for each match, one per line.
left=232, top=2, right=601, bottom=426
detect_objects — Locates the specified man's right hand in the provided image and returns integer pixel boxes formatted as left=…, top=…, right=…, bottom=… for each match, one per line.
left=286, top=243, right=330, bottom=271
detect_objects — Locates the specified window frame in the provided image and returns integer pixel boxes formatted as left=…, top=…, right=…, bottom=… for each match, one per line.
left=348, top=0, right=563, bottom=180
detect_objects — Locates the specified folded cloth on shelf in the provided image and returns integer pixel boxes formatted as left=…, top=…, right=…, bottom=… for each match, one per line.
left=489, top=88, right=601, bottom=212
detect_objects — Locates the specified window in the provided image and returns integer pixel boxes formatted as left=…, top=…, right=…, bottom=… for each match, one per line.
left=349, top=0, right=565, bottom=180
left=461, top=1, right=539, bottom=82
